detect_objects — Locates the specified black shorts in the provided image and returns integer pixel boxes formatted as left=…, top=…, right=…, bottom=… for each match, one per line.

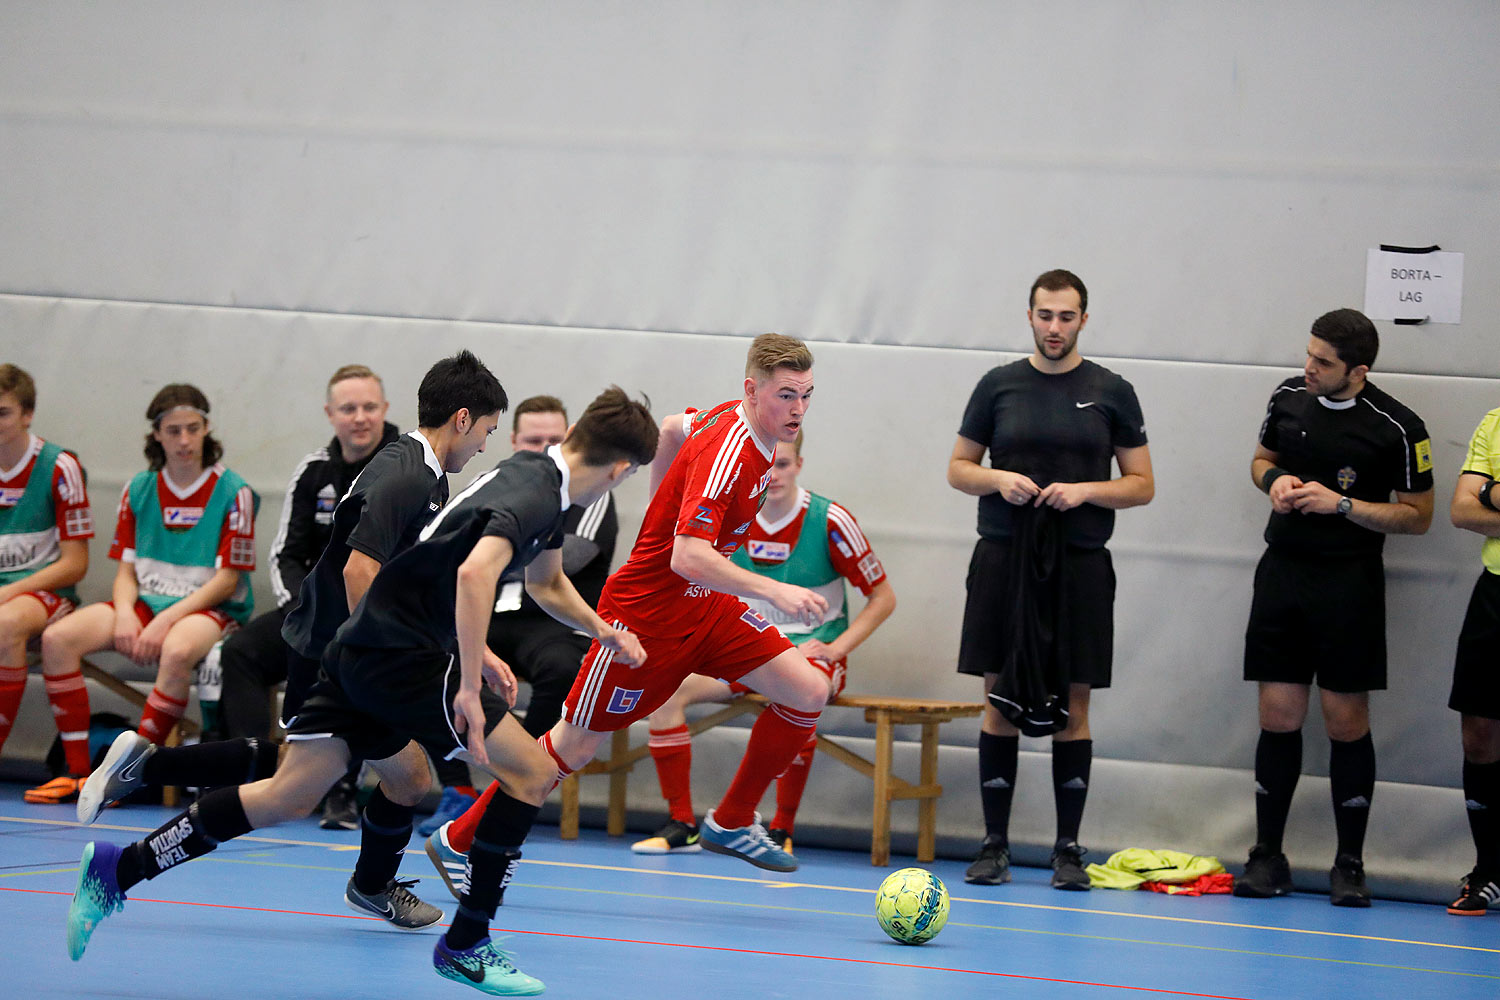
left=285, top=644, right=508, bottom=763
left=956, top=536, right=1115, bottom=689
left=1243, top=548, right=1386, bottom=693
left=1450, top=570, right=1500, bottom=720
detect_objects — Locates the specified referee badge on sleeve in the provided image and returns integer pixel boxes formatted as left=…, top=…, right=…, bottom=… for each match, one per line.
left=1414, top=438, right=1433, bottom=474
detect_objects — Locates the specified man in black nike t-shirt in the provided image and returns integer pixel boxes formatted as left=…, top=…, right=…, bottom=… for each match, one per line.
left=947, top=269, right=1155, bottom=891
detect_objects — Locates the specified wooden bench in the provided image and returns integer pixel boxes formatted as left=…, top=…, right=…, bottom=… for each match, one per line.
left=77, top=655, right=202, bottom=806
left=557, top=693, right=983, bottom=866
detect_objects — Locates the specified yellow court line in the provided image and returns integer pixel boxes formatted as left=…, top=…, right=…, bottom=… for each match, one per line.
left=5, top=814, right=1494, bottom=956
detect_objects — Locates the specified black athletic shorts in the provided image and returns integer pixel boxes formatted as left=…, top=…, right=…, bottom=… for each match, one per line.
left=285, top=644, right=508, bottom=763
left=1243, top=547, right=1386, bottom=693
left=1450, top=569, right=1500, bottom=720
left=956, top=536, right=1115, bottom=689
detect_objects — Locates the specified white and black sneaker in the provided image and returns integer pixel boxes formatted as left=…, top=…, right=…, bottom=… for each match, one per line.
left=344, top=876, right=443, bottom=930
left=631, top=819, right=703, bottom=855
left=77, top=732, right=155, bottom=825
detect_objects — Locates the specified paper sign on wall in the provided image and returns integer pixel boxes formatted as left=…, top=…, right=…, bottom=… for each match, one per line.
left=1364, top=247, right=1463, bottom=324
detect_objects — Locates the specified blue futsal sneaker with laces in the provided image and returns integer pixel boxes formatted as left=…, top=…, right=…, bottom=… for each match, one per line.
left=699, top=809, right=798, bottom=873
left=67, top=841, right=126, bottom=960
left=433, top=936, right=545, bottom=995
left=417, top=786, right=478, bottom=837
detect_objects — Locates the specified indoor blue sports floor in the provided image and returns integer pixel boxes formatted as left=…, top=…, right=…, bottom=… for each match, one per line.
left=2, top=784, right=1495, bottom=999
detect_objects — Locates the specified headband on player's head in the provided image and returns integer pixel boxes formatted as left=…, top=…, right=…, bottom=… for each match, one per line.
left=152, top=405, right=209, bottom=427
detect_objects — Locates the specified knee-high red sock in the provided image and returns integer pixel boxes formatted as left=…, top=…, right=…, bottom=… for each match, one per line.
left=137, top=687, right=187, bottom=746
left=450, top=783, right=500, bottom=854
left=447, top=732, right=577, bottom=854
left=0, top=665, right=29, bottom=755
left=770, top=729, right=819, bottom=834
left=715, top=703, right=821, bottom=829
left=647, top=724, right=695, bottom=825
left=44, top=669, right=94, bottom=775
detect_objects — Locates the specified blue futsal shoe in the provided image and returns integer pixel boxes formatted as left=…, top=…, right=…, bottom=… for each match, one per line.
left=700, top=809, right=798, bottom=873
left=433, top=936, right=545, bottom=995
left=417, top=786, right=478, bottom=837
left=67, top=841, right=126, bottom=960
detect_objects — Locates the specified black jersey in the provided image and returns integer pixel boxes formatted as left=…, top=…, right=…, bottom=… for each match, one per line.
left=1258, top=377, right=1433, bottom=557
left=281, top=431, right=449, bottom=658
left=495, top=490, right=616, bottom=620
left=335, top=448, right=569, bottom=653
left=959, top=359, right=1148, bottom=548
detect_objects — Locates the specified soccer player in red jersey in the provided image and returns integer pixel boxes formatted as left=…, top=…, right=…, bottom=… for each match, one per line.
left=0, top=365, right=94, bottom=801
left=40, top=385, right=256, bottom=791
left=428, top=333, right=833, bottom=880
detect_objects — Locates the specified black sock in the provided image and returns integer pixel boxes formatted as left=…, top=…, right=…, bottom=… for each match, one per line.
left=978, top=732, right=1018, bottom=845
left=1254, top=729, right=1302, bottom=854
left=143, top=737, right=279, bottom=788
left=1463, top=758, right=1500, bottom=874
left=434, top=755, right=471, bottom=789
left=351, top=784, right=415, bottom=895
left=116, top=786, right=253, bottom=891
left=1329, top=733, right=1375, bottom=860
left=1052, top=738, right=1092, bottom=846
left=444, top=788, right=540, bottom=952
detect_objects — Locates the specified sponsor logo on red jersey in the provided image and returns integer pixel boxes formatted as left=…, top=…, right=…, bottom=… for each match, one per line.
left=747, top=539, right=790, bottom=562
left=0, top=487, right=23, bottom=507
left=163, top=506, right=204, bottom=528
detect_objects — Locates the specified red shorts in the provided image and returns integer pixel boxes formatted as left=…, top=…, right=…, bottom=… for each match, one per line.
left=14, top=590, right=77, bottom=628
left=107, top=600, right=236, bottom=632
left=564, top=594, right=793, bottom=732
left=729, top=654, right=846, bottom=701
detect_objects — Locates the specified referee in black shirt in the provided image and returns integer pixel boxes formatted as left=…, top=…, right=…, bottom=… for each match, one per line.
left=1235, top=308, right=1434, bottom=907
left=948, top=269, right=1154, bottom=891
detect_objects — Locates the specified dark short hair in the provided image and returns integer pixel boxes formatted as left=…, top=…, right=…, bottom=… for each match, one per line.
left=143, top=383, right=222, bottom=470
left=417, top=350, right=508, bottom=428
left=1029, top=269, right=1088, bottom=314
left=512, top=394, right=567, bottom=431
left=1310, top=308, right=1379, bottom=370
left=0, top=363, right=37, bottom=413
left=567, top=387, right=657, bottom=467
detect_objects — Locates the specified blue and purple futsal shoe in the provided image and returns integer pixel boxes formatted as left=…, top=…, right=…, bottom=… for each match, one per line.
left=67, top=841, right=126, bottom=960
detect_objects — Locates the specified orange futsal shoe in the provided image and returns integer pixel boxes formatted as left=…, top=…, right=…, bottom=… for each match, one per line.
left=25, top=774, right=87, bottom=804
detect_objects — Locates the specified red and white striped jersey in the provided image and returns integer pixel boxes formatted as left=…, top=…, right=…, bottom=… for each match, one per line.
left=0, top=435, right=93, bottom=542
left=742, top=487, right=887, bottom=596
left=108, top=464, right=256, bottom=571
left=602, top=400, right=775, bottom=636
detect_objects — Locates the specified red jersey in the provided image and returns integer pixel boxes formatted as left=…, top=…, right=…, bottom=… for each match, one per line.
left=0, top=435, right=94, bottom=542
left=602, top=400, right=776, bottom=636
left=108, top=465, right=257, bottom=572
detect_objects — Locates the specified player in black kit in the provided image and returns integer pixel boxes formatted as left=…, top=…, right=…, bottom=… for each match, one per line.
left=68, top=387, right=658, bottom=998
left=1234, top=308, right=1434, bottom=907
left=73, top=350, right=508, bottom=935
left=948, top=269, right=1154, bottom=891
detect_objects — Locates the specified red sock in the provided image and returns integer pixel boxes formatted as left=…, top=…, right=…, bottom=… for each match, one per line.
left=137, top=686, right=187, bottom=746
left=0, top=665, right=28, bottom=754
left=715, top=703, right=821, bottom=829
left=770, top=729, right=818, bottom=834
left=647, top=724, right=695, bottom=825
left=449, top=732, right=580, bottom=854
left=449, top=783, right=498, bottom=854
left=44, top=668, right=94, bottom=775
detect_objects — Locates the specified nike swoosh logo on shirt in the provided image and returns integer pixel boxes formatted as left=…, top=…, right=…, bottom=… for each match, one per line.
left=1075, top=401, right=1097, bottom=409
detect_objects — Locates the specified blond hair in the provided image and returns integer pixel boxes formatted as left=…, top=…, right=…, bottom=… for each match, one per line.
left=745, top=333, right=813, bottom=381
left=326, top=364, right=384, bottom=399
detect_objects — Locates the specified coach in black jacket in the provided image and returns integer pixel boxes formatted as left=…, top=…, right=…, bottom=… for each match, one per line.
left=216, top=365, right=398, bottom=742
